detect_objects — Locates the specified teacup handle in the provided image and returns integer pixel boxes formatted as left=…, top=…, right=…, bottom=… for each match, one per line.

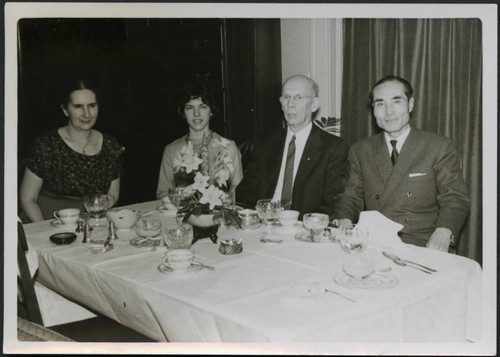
left=53, top=211, right=60, bottom=220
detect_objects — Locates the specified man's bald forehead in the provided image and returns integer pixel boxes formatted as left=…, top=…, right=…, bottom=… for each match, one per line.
left=282, top=75, right=319, bottom=96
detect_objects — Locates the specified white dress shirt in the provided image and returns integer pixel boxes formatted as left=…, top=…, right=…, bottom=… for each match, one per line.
left=272, top=122, right=313, bottom=202
left=384, top=126, right=411, bottom=156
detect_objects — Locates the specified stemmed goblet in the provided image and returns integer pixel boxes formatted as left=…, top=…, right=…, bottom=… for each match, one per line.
left=303, top=213, right=330, bottom=242
left=135, top=217, right=162, bottom=252
left=256, top=199, right=284, bottom=237
left=83, top=193, right=113, bottom=227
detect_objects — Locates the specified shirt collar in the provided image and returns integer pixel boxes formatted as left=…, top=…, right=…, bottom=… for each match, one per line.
left=287, top=122, right=312, bottom=144
left=384, top=125, right=411, bottom=152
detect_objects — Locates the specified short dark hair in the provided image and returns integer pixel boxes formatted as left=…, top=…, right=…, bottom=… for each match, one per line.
left=177, top=81, right=219, bottom=117
left=61, top=79, right=98, bottom=108
left=369, top=75, right=414, bottom=103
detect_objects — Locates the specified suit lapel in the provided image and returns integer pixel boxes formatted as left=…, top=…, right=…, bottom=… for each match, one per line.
left=379, top=128, right=420, bottom=208
left=266, top=128, right=287, bottom=197
left=293, top=125, right=321, bottom=192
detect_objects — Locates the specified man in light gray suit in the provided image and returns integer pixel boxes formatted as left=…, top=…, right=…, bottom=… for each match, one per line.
left=335, top=75, right=470, bottom=252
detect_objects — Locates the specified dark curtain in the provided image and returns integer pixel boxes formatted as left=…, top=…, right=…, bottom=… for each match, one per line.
left=341, top=19, right=482, bottom=264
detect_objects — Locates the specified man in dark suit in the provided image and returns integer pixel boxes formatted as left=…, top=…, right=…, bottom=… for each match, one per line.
left=335, top=75, right=470, bottom=251
left=236, top=75, right=349, bottom=218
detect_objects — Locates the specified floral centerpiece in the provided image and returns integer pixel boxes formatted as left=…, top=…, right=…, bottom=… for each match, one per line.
left=174, top=137, right=241, bottom=244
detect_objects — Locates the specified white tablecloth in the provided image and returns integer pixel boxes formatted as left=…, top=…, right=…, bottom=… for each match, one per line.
left=23, top=200, right=482, bottom=343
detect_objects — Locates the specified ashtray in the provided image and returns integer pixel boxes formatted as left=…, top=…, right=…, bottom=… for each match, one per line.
left=50, top=232, right=77, bottom=245
left=219, top=239, right=243, bottom=255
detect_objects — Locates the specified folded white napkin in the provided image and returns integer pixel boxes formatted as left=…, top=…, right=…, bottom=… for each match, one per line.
left=282, top=282, right=326, bottom=307
left=357, top=211, right=406, bottom=250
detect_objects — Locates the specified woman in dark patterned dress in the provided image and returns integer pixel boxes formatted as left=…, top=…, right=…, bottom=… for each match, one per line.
left=19, top=79, right=124, bottom=222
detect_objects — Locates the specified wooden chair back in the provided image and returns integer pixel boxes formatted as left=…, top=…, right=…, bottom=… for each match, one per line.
left=17, top=221, right=43, bottom=325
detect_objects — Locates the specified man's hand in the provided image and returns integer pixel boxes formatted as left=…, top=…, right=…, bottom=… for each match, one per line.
left=337, top=218, right=353, bottom=228
left=426, top=227, right=452, bottom=252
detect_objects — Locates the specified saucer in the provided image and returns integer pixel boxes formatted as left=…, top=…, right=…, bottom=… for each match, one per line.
left=295, top=230, right=337, bottom=243
left=156, top=206, right=177, bottom=216
left=130, top=236, right=162, bottom=248
left=333, top=271, right=399, bottom=290
left=157, top=263, right=203, bottom=275
left=50, top=220, right=77, bottom=228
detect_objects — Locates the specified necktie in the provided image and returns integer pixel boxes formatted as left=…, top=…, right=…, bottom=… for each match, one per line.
left=390, top=140, right=399, bottom=165
left=281, top=135, right=296, bottom=209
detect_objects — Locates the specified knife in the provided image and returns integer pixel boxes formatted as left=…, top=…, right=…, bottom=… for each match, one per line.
left=382, top=251, right=437, bottom=272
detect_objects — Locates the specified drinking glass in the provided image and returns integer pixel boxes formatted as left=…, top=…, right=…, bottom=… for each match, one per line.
left=339, top=224, right=369, bottom=253
left=256, top=199, right=284, bottom=236
left=83, top=194, right=112, bottom=227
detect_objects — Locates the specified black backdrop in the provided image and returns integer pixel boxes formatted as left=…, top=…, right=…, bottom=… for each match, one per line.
left=17, top=18, right=283, bottom=207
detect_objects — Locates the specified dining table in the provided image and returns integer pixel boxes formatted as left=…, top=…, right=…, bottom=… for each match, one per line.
left=22, top=200, right=482, bottom=344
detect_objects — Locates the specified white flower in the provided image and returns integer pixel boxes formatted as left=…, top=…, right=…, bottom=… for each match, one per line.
left=214, top=168, right=230, bottom=187
left=198, top=185, right=224, bottom=210
left=190, top=172, right=210, bottom=191
left=174, top=142, right=203, bottom=173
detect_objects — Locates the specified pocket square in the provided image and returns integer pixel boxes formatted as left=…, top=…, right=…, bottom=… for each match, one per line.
left=409, top=172, right=427, bottom=177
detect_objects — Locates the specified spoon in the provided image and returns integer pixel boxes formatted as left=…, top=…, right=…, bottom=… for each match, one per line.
left=324, top=289, right=357, bottom=303
left=194, top=263, right=216, bottom=271
left=260, top=238, right=283, bottom=243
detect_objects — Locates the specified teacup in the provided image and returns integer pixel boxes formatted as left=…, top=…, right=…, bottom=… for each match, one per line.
left=163, top=249, right=194, bottom=272
left=53, top=208, right=81, bottom=225
left=279, top=210, right=300, bottom=227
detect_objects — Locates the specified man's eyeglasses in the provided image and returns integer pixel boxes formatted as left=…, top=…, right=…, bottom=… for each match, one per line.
left=279, top=94, right=316, bottom=105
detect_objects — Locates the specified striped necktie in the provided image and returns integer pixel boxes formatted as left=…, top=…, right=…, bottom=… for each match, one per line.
left=390, top=140, right=399, bottom=165
left=281, top=135, right=296, bottom=209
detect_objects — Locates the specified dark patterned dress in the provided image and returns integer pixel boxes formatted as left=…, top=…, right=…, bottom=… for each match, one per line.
left=24, top=129, right=124, bottom=219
